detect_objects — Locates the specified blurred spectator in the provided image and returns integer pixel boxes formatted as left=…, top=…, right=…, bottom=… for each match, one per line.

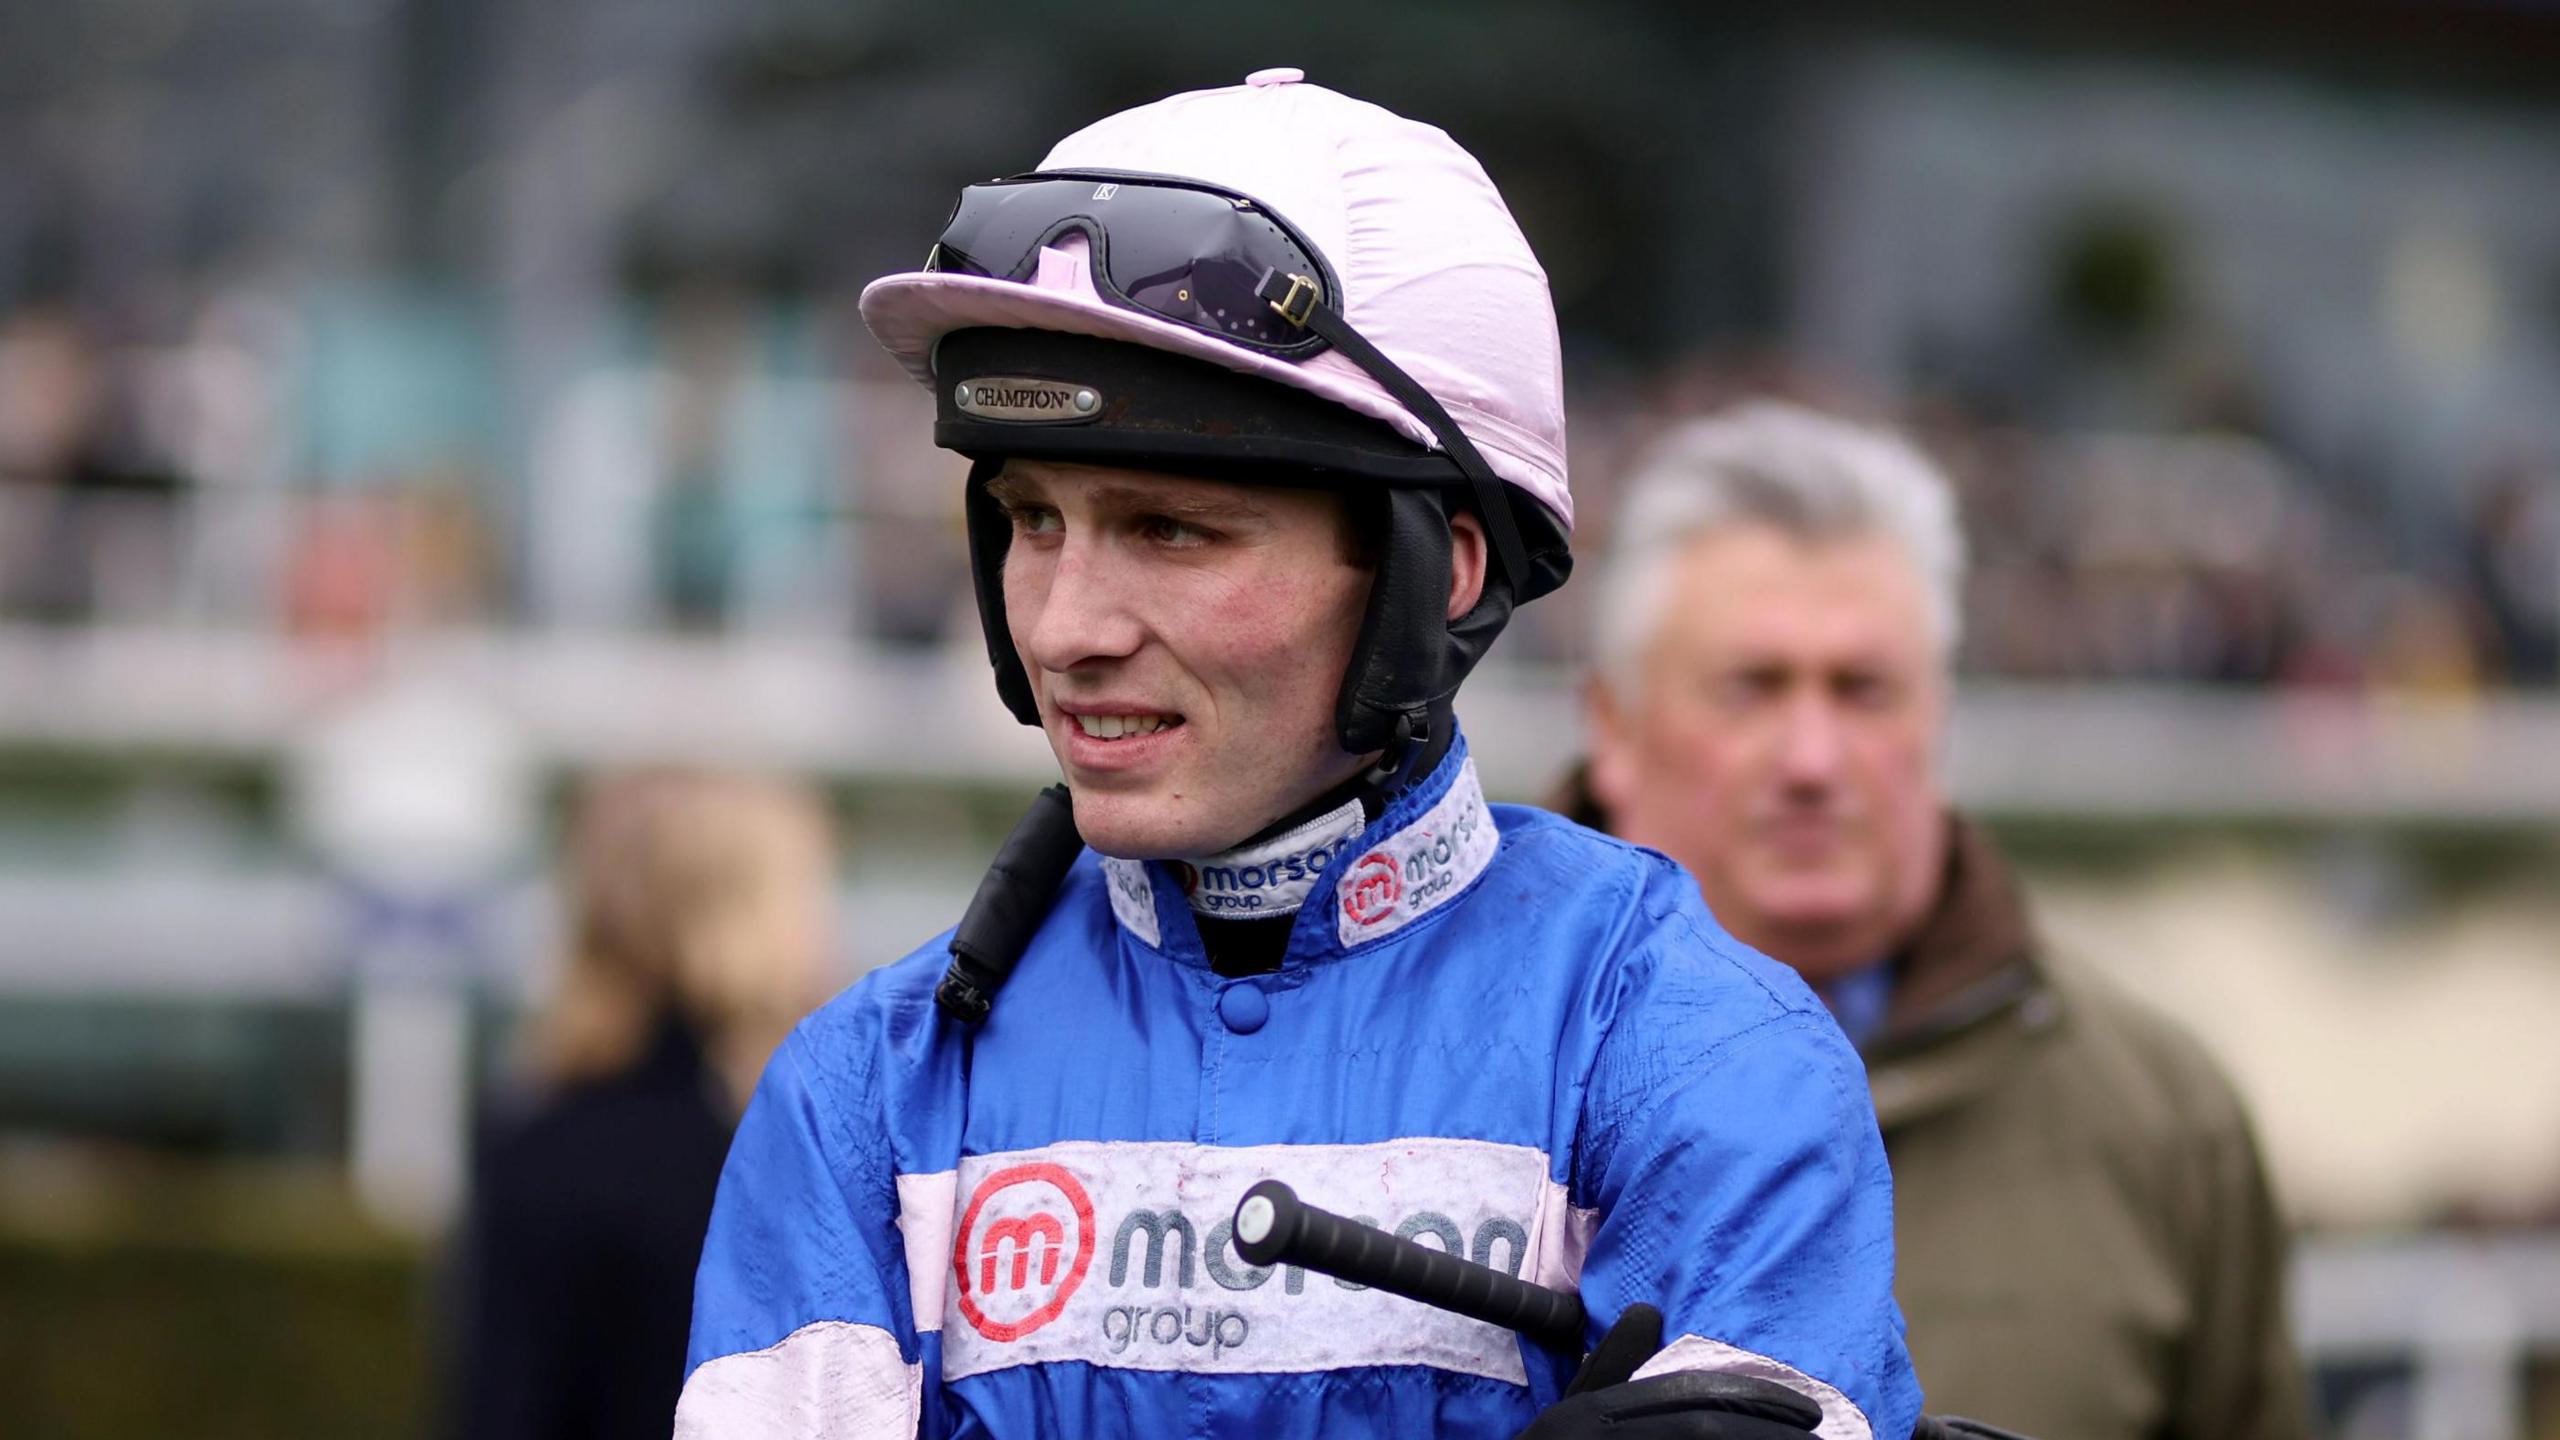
left=1, top=259, right=2536, bottom=698
left=1555, top=402, right=2304, bottom=1440
left=442, top=769, right=834, bottom=1440
left=0, top=305, right=186, bottom=622
left=2462, top=463, right=2560, bottom=685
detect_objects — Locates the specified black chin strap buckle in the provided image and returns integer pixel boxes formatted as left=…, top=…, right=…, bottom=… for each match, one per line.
left=1361, top=712, right=1423, bottom=791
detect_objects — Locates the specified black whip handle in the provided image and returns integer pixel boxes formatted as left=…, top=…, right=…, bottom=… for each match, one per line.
left=936, top=784, right=1081, bottom=1024
left=1230, top=1180, right=1585, bottom=1353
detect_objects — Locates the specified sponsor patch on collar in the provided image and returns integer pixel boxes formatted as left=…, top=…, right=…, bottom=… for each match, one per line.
left=1103, top=857, right=1161, bottom=949
left=1166, top=798, right=1364, bottom=919
left=1336, top=759, right=1500, bottom=947
left=953, top=376, right=1103, bottom=424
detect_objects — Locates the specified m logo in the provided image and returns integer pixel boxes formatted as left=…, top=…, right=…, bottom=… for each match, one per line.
left=953, top=1162, right=1098, bottom=1342
left=1341, top=852, right=1402, bottom=927
left=1333, top=761, right=1499, bottom=946
left=1093, top=183, right=1120, bottom=200
left=979, top=1213, right=1064, bottom=1292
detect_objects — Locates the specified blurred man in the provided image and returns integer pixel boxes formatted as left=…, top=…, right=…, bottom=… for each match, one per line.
left=678, top=74, right=1918, bottom=1440
left=1565, top=403, right=2303, bottom=1440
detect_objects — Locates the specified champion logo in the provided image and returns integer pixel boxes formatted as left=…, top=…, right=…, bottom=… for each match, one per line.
left=953, top=376, right=1102, bottom=424
left=969, top=384, right=1072, bottom=410
left=952, top=1163, right=1099, bottom=1342
left=1340, top=852, right=1401, bottom=927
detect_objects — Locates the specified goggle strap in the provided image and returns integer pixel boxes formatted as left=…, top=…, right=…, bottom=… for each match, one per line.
left=1256, top=271, right=1535, bottom=591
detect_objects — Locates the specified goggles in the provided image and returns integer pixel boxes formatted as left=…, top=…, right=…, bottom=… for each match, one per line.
left=925, top=169, right=1338, bottom=358
left=923, top=168, right=1533, bottom=587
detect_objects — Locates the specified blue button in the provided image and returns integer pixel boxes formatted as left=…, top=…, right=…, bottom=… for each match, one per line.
left=1218, top=982, right=1270, bottom=1035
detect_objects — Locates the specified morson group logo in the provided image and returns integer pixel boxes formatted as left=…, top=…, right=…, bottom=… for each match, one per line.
left=952, top=1163, right=1099, bottom=1341
left=933, top=1137, right=1557, bottom=1387
left=1339, top=851, right=1402, bottom=926
left=1162, top=798, right=1366, bottom=920
left=1333, top=761, right=1500, bottom=945
left=1172, top=833, right=1359, bottom=916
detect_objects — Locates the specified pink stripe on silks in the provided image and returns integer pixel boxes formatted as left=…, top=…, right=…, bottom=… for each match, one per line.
left=895, top=1170, right=957, bottom=1335
left=1630, top=1335, right=1872, bottom=1440
left=675, top=1320, right=920, bottom=1439
left=1524, top=1178, right=1599, bottom=1295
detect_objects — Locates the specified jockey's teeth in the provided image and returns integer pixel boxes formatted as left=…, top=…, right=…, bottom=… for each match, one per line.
left=1077, top=714, right=1174, bottom=740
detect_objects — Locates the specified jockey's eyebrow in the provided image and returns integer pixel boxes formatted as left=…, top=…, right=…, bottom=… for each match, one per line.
left=986, top=469, right=1272, bottom=526
left=1080, top=484, right=1270, bottom=525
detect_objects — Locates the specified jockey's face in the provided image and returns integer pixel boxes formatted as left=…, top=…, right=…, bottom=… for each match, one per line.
left=988, top=459, right=1376, bottom=859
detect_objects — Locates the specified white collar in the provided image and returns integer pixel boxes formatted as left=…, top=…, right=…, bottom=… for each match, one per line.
left=1102, top=755, right=1501, bottom=955
left=1162, top=796, right=1367, bottom=919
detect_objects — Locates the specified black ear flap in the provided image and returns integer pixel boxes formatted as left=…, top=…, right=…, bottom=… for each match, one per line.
left=1334, top=487, right=1451, bottom=753
left=1444, top=507, right=1519, bottom=688
left=962, top=459, right=1042, bottom=728
left=1333, top=487, right=1535, bottom=756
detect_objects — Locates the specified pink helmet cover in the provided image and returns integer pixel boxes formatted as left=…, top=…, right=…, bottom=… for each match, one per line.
left=858, top=69, right=1573, bottom=534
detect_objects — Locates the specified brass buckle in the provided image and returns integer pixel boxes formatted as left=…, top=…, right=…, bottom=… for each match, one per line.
left=1268, top=273, right=1319, bottom=328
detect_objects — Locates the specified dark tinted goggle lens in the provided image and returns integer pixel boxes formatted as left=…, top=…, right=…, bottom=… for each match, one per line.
left=928, top=173, right=1332, bottom=356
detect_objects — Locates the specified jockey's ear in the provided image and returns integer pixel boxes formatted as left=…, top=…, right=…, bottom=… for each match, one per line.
left=1447, top=509, right=1487, bottom=622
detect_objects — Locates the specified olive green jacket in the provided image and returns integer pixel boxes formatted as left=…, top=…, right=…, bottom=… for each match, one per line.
left=1866, top=820, right=2305, bottom=1440
left=1550, top=766, right=2305, bottom=1440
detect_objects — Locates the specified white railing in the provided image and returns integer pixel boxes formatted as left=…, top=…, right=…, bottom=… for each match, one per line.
left=2294, top=1232, right=2560, bottom=1440
left=5, top=624, right=2560, bottom=821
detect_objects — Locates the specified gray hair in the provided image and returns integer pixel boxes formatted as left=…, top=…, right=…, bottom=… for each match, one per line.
left=1593, top=401, right=1967, bottom=697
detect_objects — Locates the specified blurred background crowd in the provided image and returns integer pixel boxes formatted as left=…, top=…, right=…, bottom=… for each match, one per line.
left=3, top=2, right=2559, bottom=1437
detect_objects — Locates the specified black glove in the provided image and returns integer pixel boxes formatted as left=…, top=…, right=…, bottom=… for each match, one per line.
left=1513, top=1304, right=1827, bottom=1440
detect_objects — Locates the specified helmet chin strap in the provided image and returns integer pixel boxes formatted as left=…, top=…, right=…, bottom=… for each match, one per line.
left=1357, top=695, right=1454, bottom=797
left=1182, top=695, right=1456, bottom=982
left=1225, top=701, right=1437, bottom=862
left=1359, top=713, right=1418, bottom=795
left=1249, top=692, right=1455, bottom=851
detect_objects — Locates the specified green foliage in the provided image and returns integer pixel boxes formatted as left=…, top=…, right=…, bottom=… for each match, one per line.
left=0, top=1162, right=429, bottom=1440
